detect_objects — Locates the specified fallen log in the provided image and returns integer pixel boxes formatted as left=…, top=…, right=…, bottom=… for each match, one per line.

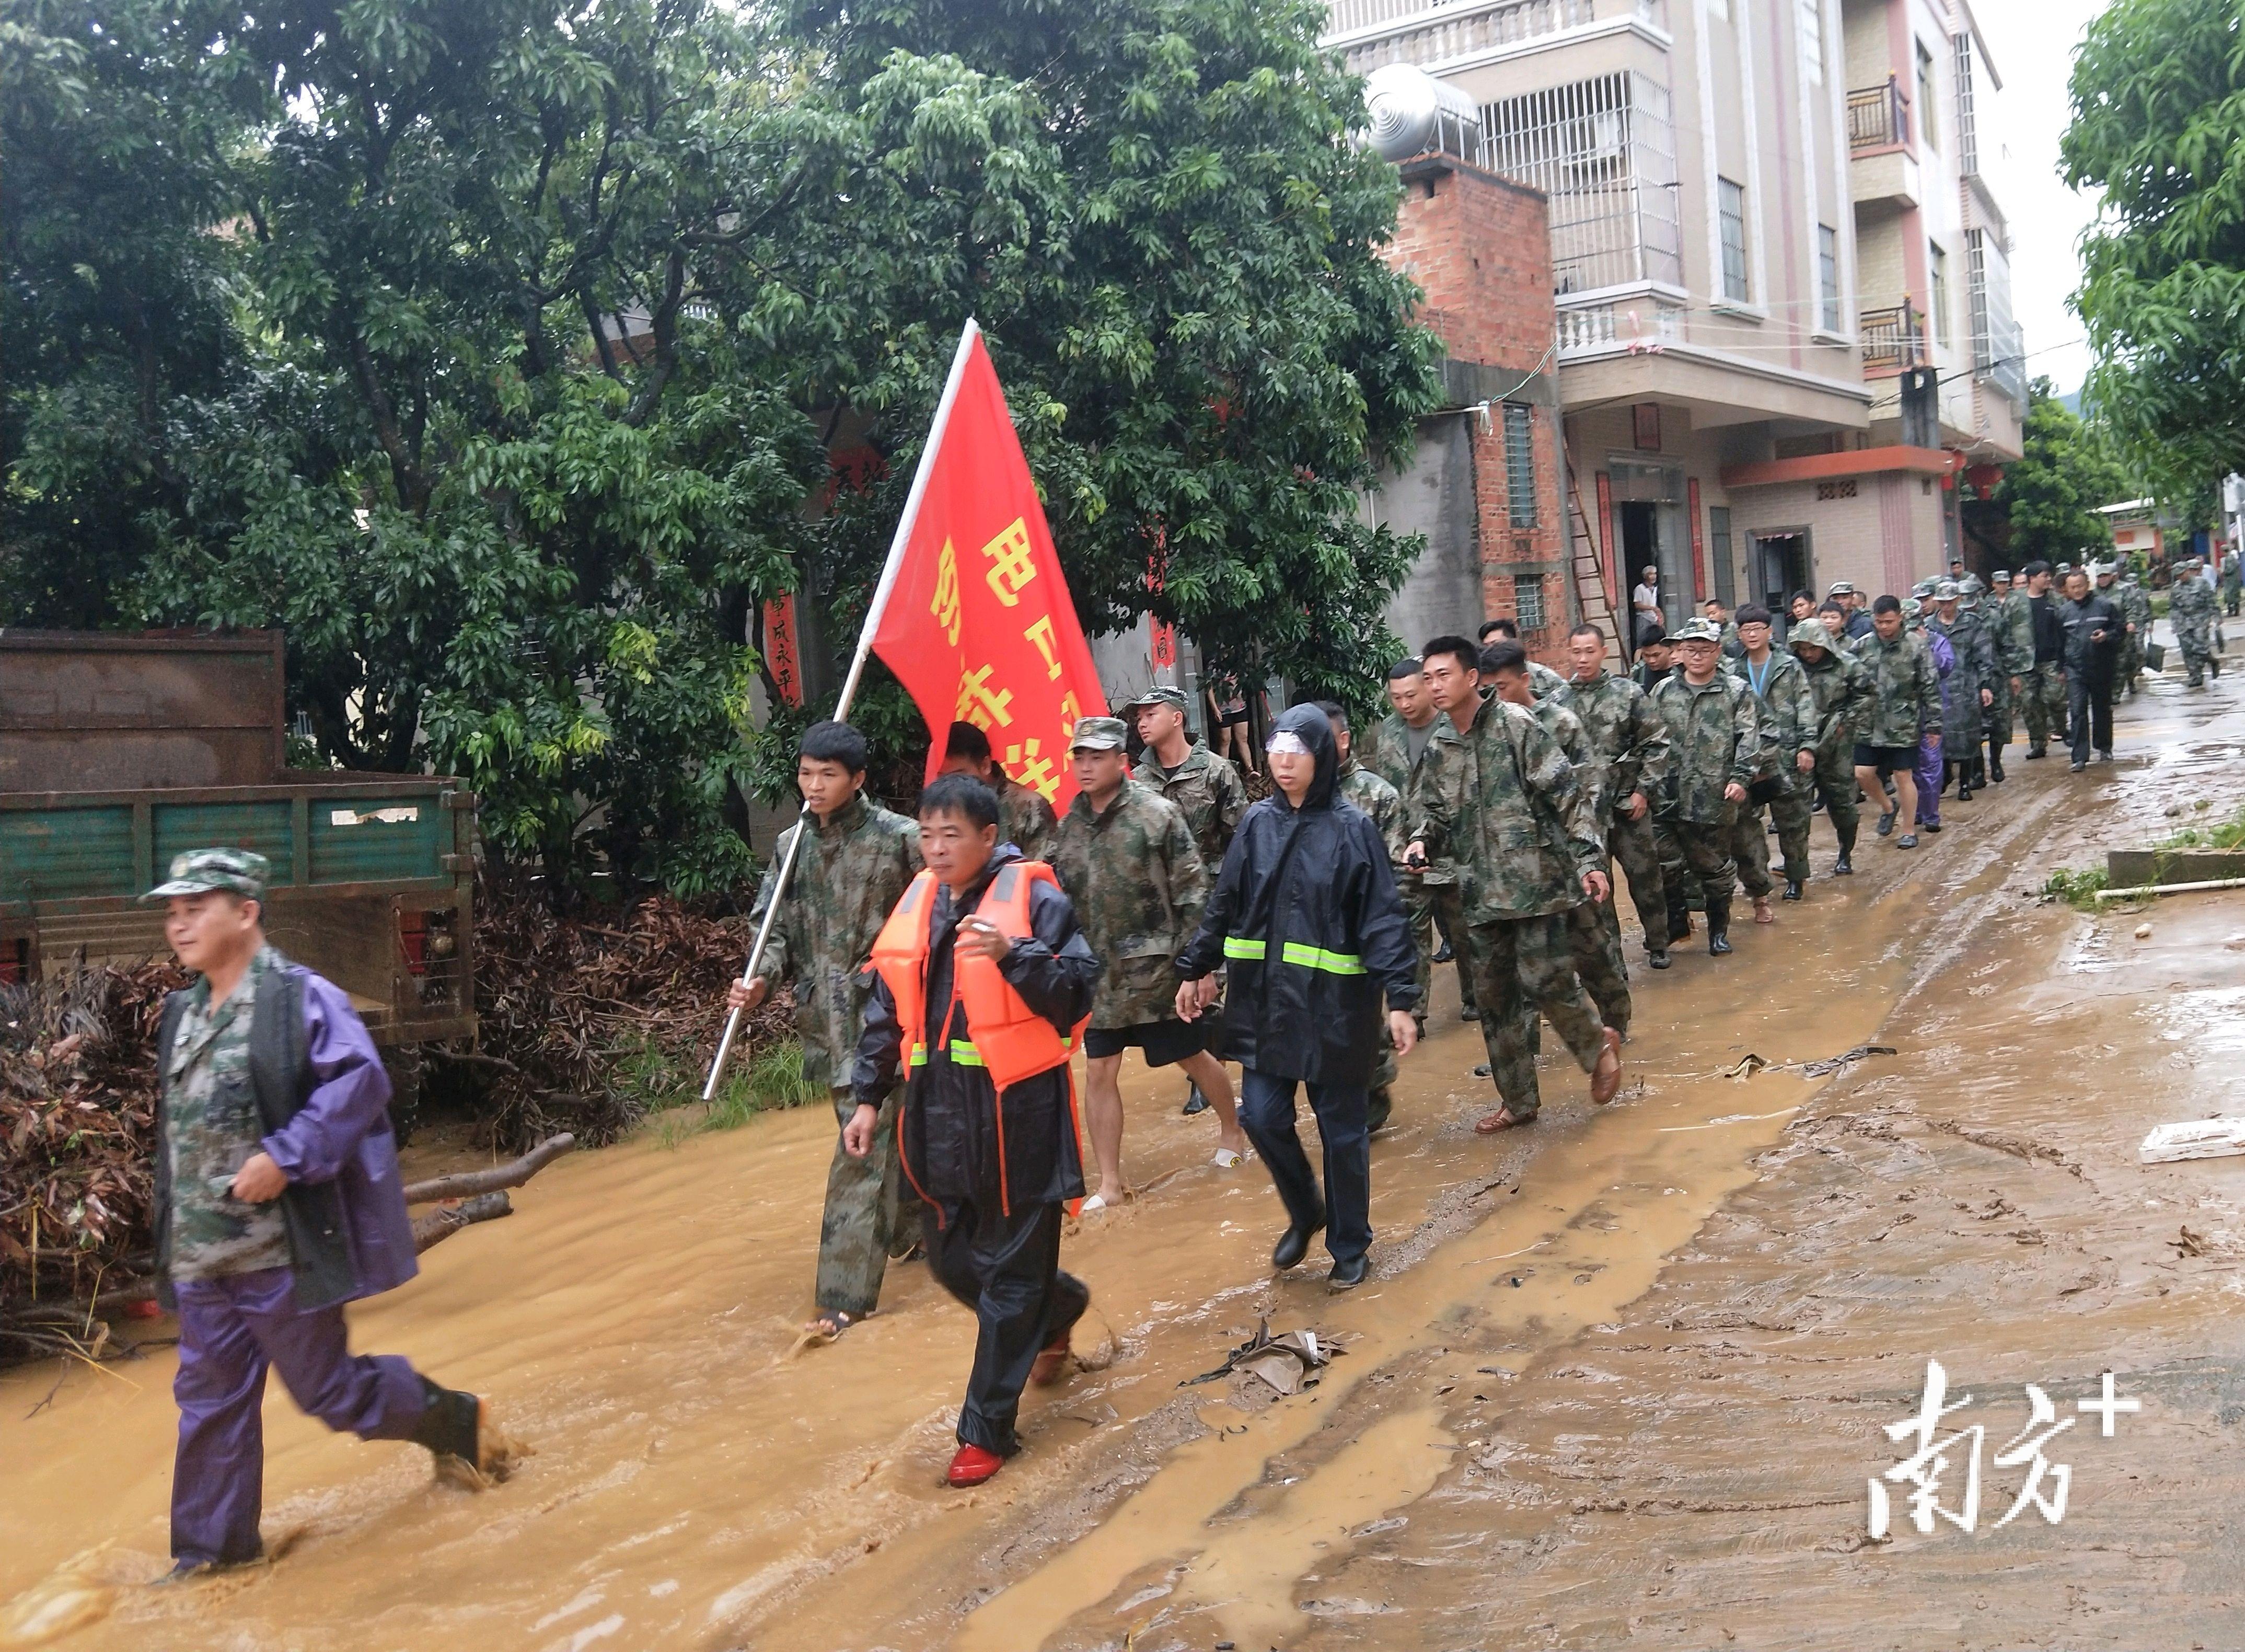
left=402, top=1133, right=575, bottom=1204
left=412, top=1191, right=514, bottom=1252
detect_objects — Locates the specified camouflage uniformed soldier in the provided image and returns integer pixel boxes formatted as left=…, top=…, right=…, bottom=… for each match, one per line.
left=940, top=720, right=1059, bottom=861
left=1358, top=658, right=1454, bottom=1021
left=1850, top=596, right=1942, bottom=849
left=1406, top=635, right=1622, bottom=1133
left=2172, top=557, right=2221, bottom=687
left=734, top=721, right=922, bottom=1339
left=1925, top=580, right=1996, bottom=796
left=1724, top=604, right=1820, bottom=904
left=163, top=933, right=295, bottom=1284
left=1629, top=631, right=1677, bottom=696
left=1650, top=619, right=1763, bottom=956
left=1130, top=685, right=1249, bottom=871
left=1052, top=716, right=1245, bottom=1205
left=1130, top=683, right=1252, bottom=1114
left=1554, top=622, right=1673, bottom=969
left=1485, top=647, right=1630, bottom=1041
left=1786, top=620, right=1873, bottom=874
left=2113, top=564, right=2153, bottom=693
left=2016, top=562, right=2070, bottom=754
left=1477, top=619, right=1569, bottom=698
left=2223, top=549, right=2242, bottom=618
left=1325, top=701, right=1409, bottom=1132
left=1957, top=576, right=2007, bottom=781
left=1988, top=570, right=2032, bottom=767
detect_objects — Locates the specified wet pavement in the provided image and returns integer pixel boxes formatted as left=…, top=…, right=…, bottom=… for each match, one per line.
left=5, top=662, right=2244, bottom=1651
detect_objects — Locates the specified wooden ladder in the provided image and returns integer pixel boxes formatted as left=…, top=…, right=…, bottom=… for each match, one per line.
left=1564, top=439, right=1624, bottom=671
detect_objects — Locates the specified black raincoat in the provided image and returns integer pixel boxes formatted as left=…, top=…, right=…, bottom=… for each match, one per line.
left=851, top=847, right=1101, bottom=1216
left=1175, top=705, right=1420, bottom=1090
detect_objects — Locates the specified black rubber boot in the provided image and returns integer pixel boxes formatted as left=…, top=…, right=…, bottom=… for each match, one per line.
left=1666, top=895, right=1693, bottom=945
left=1989, top=747, right=2006, bottom=783
left=1705, top=892, right=1733, bottom=956
left=1782, top=878, right=1803, bottom=901
left=409, top=1378, right=482, bottom=1469
left=1181, top=1084, right=1210, bottom=1116
left=1366, top=1086, right=1393, bottom=1136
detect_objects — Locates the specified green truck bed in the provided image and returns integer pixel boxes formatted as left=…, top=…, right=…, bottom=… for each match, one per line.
left=1, top=775, right=477, bottom=1046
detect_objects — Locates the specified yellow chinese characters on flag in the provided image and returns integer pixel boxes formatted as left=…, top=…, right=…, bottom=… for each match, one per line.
left=872, top=333, right=1106, bottom=811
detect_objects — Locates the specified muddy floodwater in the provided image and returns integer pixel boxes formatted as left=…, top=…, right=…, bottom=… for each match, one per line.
left=7, top=668, right=2245, bottom=1651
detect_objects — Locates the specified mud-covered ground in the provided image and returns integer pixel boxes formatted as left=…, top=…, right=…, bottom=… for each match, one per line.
left=5, top=652, right=2244, bottom=1652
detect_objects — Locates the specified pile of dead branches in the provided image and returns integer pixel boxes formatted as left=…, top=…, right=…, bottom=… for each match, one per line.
left=1, top=960, right=189, bottom=1360
left=466, top=883, right=794, bottom=1150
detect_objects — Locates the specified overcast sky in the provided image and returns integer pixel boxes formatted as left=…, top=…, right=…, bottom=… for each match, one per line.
left=1978, top=0, right=2109, bottom=398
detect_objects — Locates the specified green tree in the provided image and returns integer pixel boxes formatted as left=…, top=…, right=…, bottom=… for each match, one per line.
left=779, top=0, right=1445, bottom=720
left=1992, top=379, right=2133, bottom=564
left=2063, top=0, right=2245, bottom=501
left=4, top=0, right=1441, bottom=891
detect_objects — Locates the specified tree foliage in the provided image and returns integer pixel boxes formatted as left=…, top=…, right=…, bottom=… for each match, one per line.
left=2063, top=0, right=2245, bottom=502
left=2, top=0, right=1441, bottom=894
left=1990, top=379, right=2133, bottom=564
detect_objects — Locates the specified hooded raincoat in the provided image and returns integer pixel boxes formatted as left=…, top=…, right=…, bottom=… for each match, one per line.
left=1175, top=706, right=1420, bottom=1090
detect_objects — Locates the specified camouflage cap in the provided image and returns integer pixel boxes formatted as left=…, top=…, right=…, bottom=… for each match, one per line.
left=1125, top=684, right=1190, bottom=713
left=144, top=847, right=269, bottom=902
left=1911, top=578, right=1938, bottom=599
left=1991, top=569, right=2012, bottom=584
left=1934, top=579, right=1961, bottom=601
left=1827, top=580, right=1857, bottom=596
left=1902, top=597, right=1924, bottom=619
left=1960, top=574, right=1986, bottom=596
left=1671, top=616, right=1723, bottom=644
left=1069, top=715, right=1131, bottom=752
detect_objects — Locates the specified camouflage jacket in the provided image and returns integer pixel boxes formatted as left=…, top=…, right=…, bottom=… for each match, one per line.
left=1527, top=659, right=1567, bottom=699
left=748, top=793, right=922, bottom=1090
left=1994, top=590, right=2035, bottom=676
left=1553, top=670, right=1669, bottom=827
left=1650, top=670, right=1763, bottom=823
left=1408, top=696, right=1600, bottom=921
left=995, top=773, right=1059, bottom=863
left=1723, top=649, right=1818, bottom=773
left=1926, top=610, right=1995, bottom=735
left=2116, top=579, right=2153, bottom=638
left=1853, top=627, right=1943, bottom=746
left=1789, top=622, right=1874, bottom=760
left=162, top=944, right=291, bottom=1281
left=1050, top=778, right=1206, bottom=1030
left=1359, top=710, right=1455, bottom=885
left=1134, top=741, right=1248, bottom=874
left=2171, top=575, right=2219, bottom=642
left=1336, top=757, right=1407, bottom=869
left=1527, top=695, right=1593, bottom=810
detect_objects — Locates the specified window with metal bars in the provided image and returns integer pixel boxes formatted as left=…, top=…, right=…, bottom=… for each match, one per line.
left=1515, top=577, right=1546, bottom=632
left=1503, top=403, right=1538, bottom=527
left=1719, top=178, right=1749, bottom=301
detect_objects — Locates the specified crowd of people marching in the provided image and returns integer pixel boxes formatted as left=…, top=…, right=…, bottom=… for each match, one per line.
left=136, top=550, right=2228, bottom=1573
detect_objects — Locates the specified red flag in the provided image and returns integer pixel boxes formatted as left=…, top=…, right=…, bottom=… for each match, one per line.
left=871, top=330, right=1106, bottom=812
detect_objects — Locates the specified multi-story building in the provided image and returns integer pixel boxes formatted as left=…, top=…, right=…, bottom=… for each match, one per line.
left=1332, top=0, right=2024, bottom=639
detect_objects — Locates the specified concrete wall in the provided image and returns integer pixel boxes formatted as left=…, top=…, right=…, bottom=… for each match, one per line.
left=1375, top=414, right=1488, bottom=657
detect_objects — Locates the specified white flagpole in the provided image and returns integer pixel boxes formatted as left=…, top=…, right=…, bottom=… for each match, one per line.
left=702, top=318, right=983, bottom=1100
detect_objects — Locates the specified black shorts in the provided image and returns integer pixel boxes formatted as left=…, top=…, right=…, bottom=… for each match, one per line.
left=1083, top=1018, right=1205, bottom=1068
left=1853, top=742, right=1917, bottom=775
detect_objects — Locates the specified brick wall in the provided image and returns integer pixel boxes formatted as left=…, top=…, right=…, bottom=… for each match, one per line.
left=1383, top=160, right=1570, bottom=664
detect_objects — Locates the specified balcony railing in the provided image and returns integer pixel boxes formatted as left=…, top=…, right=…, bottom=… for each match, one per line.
left=1326, top=0, right=1661, bottom=70
left=1846, top=77, right=1910, bottom=152
left=1860, top=303, right=1924, bottom=373
left=1556, top=298, right=1685, bottom=359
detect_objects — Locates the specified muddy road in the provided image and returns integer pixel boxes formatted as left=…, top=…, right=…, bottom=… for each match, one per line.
left=6, top=667, right=2245, bottom=1652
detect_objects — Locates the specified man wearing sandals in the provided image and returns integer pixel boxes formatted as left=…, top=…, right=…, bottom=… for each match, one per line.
left=728, top=720, right=921, bottom=1344
left=1050, top=716, right=1248, bottom=1208
left=853, top=774, right=1102, bottom=1487
left=1406, top=636, right=1624, bottom=1134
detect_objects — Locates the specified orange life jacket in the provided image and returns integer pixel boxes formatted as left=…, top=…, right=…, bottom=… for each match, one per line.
left=869, top=860, right=1082, bottom=1092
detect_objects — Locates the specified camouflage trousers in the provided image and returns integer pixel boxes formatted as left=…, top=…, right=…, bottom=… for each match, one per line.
left=1985, top=672, right=2015, bottom=742
left=2117, top=638, right=2142, bottom=689
left=1398, top=874, right=1433, bottom=1032
left=1808, top=749, right=1860, bottom=849
left=1464, top=912, right=1606, bottom=1122
left=1656, top=812, right=1738, bottom=929
left=2179, top=630, right=2218, bottom=687
left=816, top=1083, right=919, bottom=1318
left=2021, top=663, right=2067, bottom=750
left=1759, top=774, right=1817, bottom=886
left=1430, top=882, right=1476, bottom=1016
left=1606, top=812, right=1668, bottom=958
left=1523, top=893, right=1633, bottom=1054
left=1724, top=798, right=1777, bottom=899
